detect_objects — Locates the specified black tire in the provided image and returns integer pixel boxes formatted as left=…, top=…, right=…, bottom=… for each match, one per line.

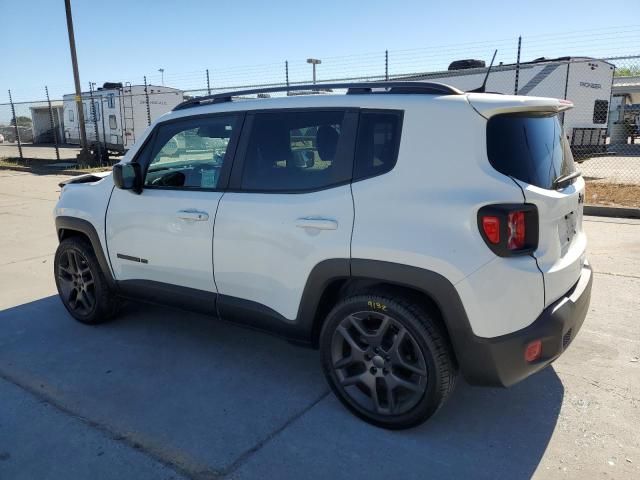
left=320, top=293, right=457, bottom=429
left=54, top=236, right=119, bottom=325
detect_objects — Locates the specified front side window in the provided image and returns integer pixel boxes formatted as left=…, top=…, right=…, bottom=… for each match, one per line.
left=240, top=110, right=352, bottom=191
left=107, top=94, right=115, bottom=109
left=144, top=114, right=240, bottom=189
left=109, top=115, right=117, bottom=130
left=68, top=109, right=74, bottom=122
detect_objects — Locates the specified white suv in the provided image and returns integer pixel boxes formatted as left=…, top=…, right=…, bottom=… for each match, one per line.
left=53, top=81, right=592, bottom=429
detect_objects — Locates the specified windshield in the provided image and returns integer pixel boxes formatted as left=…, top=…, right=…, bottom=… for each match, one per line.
left=486, top=113, right=575, bottom=190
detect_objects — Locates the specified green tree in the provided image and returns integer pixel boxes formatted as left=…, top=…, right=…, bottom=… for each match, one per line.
left=614, top=66, right=640, bottom=77
left=10, top=116, right=32, bottom=127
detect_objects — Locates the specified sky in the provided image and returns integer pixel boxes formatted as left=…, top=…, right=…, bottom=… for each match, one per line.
left=1, top=0, right=639, bottom=105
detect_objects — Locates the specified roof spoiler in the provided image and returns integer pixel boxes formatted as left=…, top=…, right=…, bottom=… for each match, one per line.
left=467, top=94, right=574, bottom=119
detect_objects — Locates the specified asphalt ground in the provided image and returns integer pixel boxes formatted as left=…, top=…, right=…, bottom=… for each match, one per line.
left=0, top=170, right=638, bottom=480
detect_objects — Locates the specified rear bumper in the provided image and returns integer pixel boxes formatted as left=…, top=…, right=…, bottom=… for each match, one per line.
left=460, top=261, right=592, bottom=387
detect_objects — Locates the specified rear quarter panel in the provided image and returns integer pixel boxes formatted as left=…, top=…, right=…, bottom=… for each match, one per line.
left=350, top=96, right=545, bottom=337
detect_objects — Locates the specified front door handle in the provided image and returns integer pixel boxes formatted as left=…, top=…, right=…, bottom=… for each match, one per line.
left=177, top=209, right=209, bottom=221
left=295, top=217, right=338, bottom=230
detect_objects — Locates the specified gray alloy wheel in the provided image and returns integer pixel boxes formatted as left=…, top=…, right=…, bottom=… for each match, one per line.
left=54, top=236, right=119, bottom=324
left=320, top=294, right=457, bottom=429
left=330, top=310, right=428, bottom=416
left=56, top=248, right=97, bottom=316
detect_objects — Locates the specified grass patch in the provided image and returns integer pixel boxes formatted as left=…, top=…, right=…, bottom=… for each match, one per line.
left=586, top=182, right=640, bottom=208
left=0, top=158, right=19, bottom=167
left=0, top=157, right=112, bottom=175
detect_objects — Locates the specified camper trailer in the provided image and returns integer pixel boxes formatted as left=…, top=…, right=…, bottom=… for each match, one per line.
left=404, top=57, right=615, bottom=159
left=63, top=83, right=183, bottom=153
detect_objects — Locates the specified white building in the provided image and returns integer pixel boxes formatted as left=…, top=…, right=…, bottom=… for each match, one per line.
left=30, top=102, right=64, bottom=144
left=608, top=75, right=640, bottom=144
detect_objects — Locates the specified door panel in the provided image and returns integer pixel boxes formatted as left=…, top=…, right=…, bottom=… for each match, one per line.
left=213, top=187, right=353, bottom=320
left=214, top=108, right=357, bottom=321
left=106, top=188, right=221, bottom=292
left=105, top=112, right=242, bottom=294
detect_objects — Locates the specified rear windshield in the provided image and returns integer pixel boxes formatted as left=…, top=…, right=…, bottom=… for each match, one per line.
left=487, top=113, right=575, bottom=189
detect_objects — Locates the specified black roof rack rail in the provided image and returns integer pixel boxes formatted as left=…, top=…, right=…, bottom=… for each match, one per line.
left=173, top=81, right=462, bottom=111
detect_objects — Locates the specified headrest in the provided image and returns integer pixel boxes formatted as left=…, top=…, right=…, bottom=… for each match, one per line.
left=316, top=125, right=339, bottom=161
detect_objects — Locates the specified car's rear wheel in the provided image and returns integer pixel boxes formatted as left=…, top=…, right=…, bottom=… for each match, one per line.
left=320, top=293, right=457, bottom=429
left=54, top=236, right=118, bottom=324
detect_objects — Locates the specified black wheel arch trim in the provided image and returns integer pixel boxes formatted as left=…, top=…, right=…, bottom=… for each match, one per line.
left=347, top=259, right=483, bottom=382
left=306, top=258, right=537, bottom=387
left=297, top=258, right=482, bottom=382
left=55, top=216, right=116, bottom=289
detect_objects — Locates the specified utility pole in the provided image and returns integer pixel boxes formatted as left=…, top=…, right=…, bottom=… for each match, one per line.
left=64, top=0, right=92, bottom=165
left=307, top=58, right=321, bottom=85
left=158, top=68, right=165, bottom=86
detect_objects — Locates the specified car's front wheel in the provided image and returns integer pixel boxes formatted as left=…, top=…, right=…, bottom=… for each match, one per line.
left=320, top=293, right=457, bottom=429
left=54, top=236, right=119, bottom=324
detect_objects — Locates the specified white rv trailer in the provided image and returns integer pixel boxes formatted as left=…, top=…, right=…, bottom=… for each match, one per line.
left=63, top=83, right=183, bottom=153
left=403, top=57, right=615, bottom=158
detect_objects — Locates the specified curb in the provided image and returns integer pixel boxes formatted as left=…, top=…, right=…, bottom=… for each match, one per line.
left=584, top=205, right=640, bottom=219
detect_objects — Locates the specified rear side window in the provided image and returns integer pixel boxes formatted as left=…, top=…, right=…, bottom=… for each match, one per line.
left=487, top=113, right=575, bottom=190
left=354, top=111, right=403, bottom=180
left=240, top=110, right=353, bottom=192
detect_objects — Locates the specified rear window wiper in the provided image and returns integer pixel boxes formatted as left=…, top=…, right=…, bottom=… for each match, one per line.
left=553, top=171, right=581, bottom=190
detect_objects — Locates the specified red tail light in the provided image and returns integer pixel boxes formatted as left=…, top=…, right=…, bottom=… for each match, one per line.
left=481, top=216, right=500, bottom=244
left=478, top=204, right=538, bottom=257
left=507, top=211, right=526, bottom=249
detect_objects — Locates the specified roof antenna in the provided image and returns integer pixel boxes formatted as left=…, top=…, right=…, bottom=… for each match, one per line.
left=469, top=50, right=497, bottom=93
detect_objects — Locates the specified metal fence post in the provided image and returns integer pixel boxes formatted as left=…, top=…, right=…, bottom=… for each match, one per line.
left=45, top=86, right=60, bottom=161
left=88, top=82, right=102, bottom=163
left=206, top=69, right=211, bottom=95
left=385, top=50, right=389, bottom=81
left=285, top=61, right=290, bottom=95
left=514, top=36, right=522, bottom=95
left=143, top=76, right=151, bottom=126
left=7, top=90, right=23, bottom=161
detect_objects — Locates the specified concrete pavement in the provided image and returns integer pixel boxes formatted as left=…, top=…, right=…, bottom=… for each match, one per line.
left=0, top=171, right=638, bottom=480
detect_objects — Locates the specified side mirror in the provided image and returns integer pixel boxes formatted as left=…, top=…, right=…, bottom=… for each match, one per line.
left=113, top=163, right=142, bottom=193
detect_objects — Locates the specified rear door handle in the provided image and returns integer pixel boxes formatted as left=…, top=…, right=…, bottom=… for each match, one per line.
left=295, top=217, right=338, bottom=230
left=177, top=209, right=209, bottom=221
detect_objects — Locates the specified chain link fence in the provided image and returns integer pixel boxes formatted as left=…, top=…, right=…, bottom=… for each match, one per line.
left=1, top=42, right=639, bottom=206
